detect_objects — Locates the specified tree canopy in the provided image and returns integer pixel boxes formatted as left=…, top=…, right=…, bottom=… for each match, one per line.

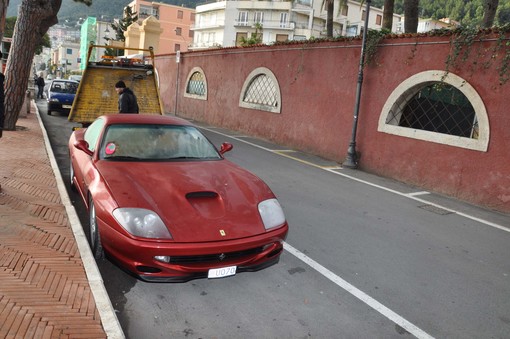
left=392, top=0, right=510, bottom=26
left=4, top=17, right=51, bottom=55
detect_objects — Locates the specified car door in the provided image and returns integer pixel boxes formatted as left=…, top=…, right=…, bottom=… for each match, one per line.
left=73, top=119, right=105, bottom=199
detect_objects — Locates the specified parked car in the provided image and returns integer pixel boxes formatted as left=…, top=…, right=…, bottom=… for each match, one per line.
left=68, top=114, right=289, bottom=282
left=47, top=79, right=79, bottom=115
left=69, top=75, right=82, bottom=82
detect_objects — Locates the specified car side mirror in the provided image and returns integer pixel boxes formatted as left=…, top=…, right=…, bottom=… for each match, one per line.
left=74, top=139, right=93, bottom=156
left=219, top=142, right=233, bottom=154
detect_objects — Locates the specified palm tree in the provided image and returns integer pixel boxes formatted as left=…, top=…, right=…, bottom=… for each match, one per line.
left=321, top=0, right=350, bottom=38
left=404, top=0, right=419, bottom=33
left=326, top=0, right=334, bottom=37
left=382, top=0, right=394, bottom=31
left=482, top=0, right=499, bottom=27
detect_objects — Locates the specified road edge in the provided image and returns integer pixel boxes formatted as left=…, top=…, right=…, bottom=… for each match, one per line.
left=34, top=101, right=125, bottom=339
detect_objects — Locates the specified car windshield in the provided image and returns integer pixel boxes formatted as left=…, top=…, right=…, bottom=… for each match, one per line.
left=99, top=124, right=222, bottom=161
left=51, top=81, right=78, bottom=94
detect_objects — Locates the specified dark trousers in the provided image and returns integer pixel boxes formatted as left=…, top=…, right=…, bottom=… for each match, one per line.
left=37, top=85, right=44, bottom=99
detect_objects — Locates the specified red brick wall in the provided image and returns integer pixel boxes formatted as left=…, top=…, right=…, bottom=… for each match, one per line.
left=154, top=36, right=510, bottom=213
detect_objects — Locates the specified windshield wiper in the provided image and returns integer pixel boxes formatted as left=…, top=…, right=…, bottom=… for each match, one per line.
left=163, top=156, right=202, bottom=160
left=104, top=155, right=141, bottom=161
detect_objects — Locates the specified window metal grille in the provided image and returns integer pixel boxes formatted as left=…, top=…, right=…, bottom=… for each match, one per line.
left=386, top=83, right=479, bottom=139
left=243, top=74, right=278, bottom=107
left=186, top=72, right=205, bottom=96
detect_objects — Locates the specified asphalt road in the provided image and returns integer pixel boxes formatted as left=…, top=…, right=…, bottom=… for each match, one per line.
left=37, top=101, right=510, bottom=339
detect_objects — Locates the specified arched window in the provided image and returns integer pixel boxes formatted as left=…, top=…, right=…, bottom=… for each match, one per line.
left=239, top=67, right=281, bottom=113
left=184, top=67, right=207, bottom=100
left=378, top=71, right=489, bottom=151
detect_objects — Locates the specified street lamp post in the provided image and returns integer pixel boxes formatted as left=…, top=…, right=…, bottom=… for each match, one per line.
left=342, top=0, right=372, bottom=169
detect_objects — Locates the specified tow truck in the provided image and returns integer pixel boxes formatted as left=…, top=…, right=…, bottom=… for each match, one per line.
left=68, top=44, right=164, bottom=127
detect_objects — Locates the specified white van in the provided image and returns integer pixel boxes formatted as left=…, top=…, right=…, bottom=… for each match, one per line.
left=69, top=75, right=82, bottom=82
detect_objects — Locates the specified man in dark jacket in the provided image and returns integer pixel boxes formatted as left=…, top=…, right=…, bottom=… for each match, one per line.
left=115, top=80, right=139, bottom=113
left=36, top=75, right=45, bottom=99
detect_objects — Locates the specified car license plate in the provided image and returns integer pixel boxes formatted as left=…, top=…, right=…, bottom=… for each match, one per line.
left=208, top=266, right=237, bottom=279
left=62, top=105, right=72, bottom=109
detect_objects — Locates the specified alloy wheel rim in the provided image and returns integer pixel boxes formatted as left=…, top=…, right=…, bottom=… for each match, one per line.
left=89, top=203, right=97, bottom=248
left=69, top=161, right=74, bottom=186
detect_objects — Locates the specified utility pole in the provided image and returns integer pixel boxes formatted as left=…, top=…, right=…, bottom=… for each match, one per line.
left=342, top=0, right=372, bottom=169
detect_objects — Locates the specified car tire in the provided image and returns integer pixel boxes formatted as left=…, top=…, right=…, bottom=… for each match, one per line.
left=88, top=197, right=105, bottom=260
left=47, top=108, right=51, bottom=115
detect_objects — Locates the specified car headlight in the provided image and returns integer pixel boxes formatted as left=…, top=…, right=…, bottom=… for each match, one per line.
left=49, top=98, right=60, bottom=102
left=258, top=198, right=286, bottom=230
left=113, top=208, right=173, bottom=239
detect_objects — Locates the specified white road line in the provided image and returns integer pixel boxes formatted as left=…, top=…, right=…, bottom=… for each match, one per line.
left=284, top=242, right=435, bottom=339
left=406, top=191, right=431, bottom=197
left=204, top=125, right=510, bottom=338
left=204, top=127, right=509, bottom=234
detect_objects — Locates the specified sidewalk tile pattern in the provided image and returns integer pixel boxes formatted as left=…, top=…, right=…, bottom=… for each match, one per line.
left=0, top=113, right=107, bottom=338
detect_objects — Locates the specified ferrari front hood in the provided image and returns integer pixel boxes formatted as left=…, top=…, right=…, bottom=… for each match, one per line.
left=96, top=159, right=275, bottom=242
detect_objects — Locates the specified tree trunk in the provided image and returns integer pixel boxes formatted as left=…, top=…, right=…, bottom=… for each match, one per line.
left=404, top=0, right=419, bottom=33
left=326, top=0, right=334, bottom=37
left=3, top=0, right=61, bottom=130
left=382, top=0, right=394, bottom=31
left=482, top=0, right=499, bottom=28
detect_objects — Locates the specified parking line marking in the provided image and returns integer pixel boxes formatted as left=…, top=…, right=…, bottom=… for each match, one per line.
left=203, top=127, right=509, bottom=234
left=284, top=242, right=435, bottom=339
left=203, top=126, right=509, bottom=336
left=272, top=150, right=337, bottom=169
left=407, top=191, right=431, bottom=197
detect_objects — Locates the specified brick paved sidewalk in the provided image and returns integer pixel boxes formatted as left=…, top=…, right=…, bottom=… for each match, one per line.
left=0, top=103, right=122, bottom=338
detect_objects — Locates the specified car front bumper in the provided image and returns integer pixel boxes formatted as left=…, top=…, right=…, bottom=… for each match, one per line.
left=97, top=215, right=289, bottom=282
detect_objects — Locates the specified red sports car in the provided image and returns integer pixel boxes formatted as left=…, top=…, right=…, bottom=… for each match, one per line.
left=69, top=114, right=288, bottom=282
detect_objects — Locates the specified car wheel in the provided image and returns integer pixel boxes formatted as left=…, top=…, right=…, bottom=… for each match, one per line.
left=47, top=108, right=51, bottom=115
left=69, top=158, right=76, bottom=191
left=88, top=197, right=105, bottom=260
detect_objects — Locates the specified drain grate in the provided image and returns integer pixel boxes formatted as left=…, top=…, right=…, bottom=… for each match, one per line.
left=418, top=204, right=454, bottom=215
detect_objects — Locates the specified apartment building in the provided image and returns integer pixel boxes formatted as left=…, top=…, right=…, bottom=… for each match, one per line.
left=47, top=24, right=81, bottom=48
left=127, top=0, right=196, bottom=53
left=190, top=0, right=402, bottom=50
left=52, top=42, right=81, bottom=76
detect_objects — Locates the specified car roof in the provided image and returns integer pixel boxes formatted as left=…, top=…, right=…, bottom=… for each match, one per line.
left=99, top=114, right=194, bottom=127
left=51, top=79, right=79, bottom=84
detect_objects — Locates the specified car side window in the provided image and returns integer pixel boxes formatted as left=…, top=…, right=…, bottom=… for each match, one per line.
left=68, top=82, right=78, bottom=94
left=84, top=118, right=105, bottom=152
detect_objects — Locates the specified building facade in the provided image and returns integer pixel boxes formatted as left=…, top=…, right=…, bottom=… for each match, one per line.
left=48, top=25, right=81, bottom=49
left=78, top=17, right=114, bottom=70
left=416, top=18, right=460, bottom=33
left=190, top=0, right=402, bottom=50
left=52, top=42, right=81, bottom=77
left=127, top=0, right=196, bottom=53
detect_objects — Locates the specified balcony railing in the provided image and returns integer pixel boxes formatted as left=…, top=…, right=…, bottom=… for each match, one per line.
left=189, top=41, right=224, bottom=49
left=191, top=21, right=226, bottom=30
left=234, top=20, right=295, bottom=29
left=197, top=0, right=293, bottom=4
left=139, top=12, right=159, bottom=20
